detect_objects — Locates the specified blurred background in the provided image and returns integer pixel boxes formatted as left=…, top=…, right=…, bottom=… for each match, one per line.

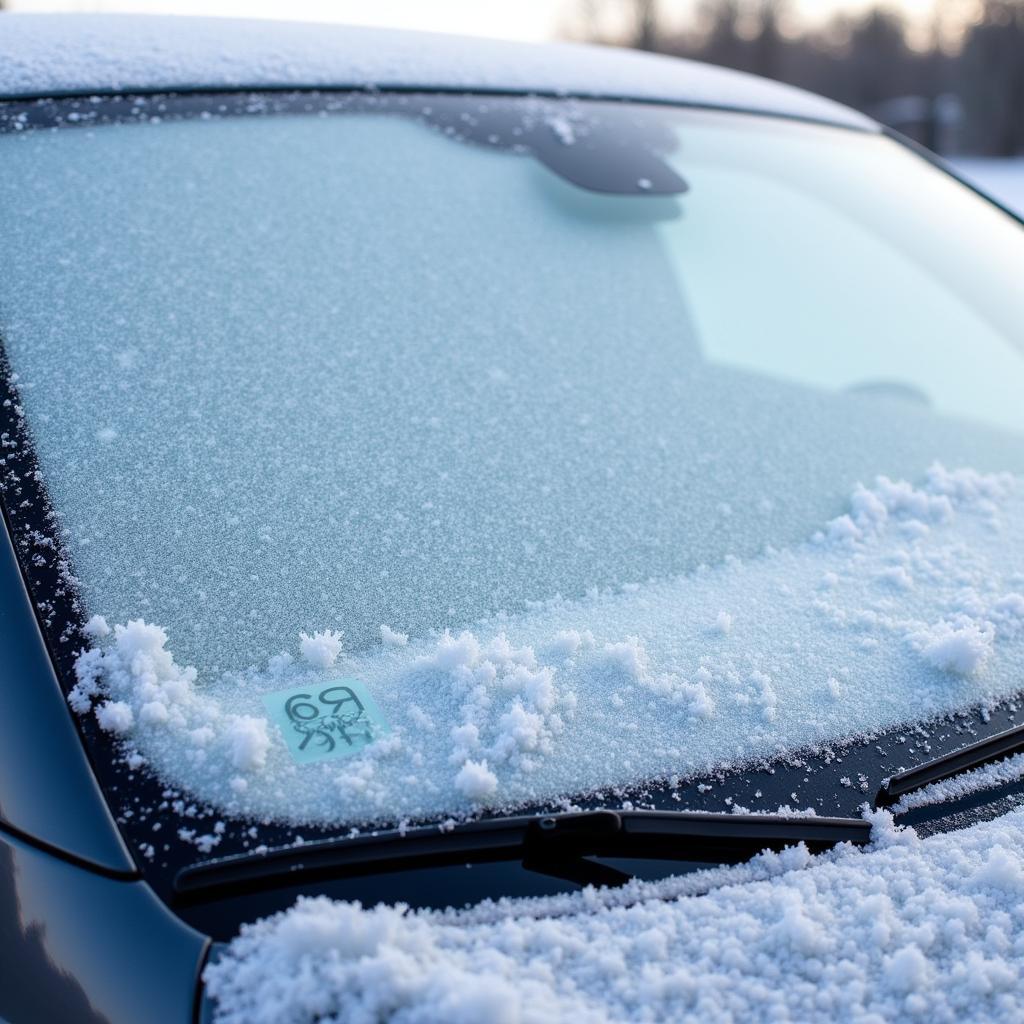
left=3, top=1, right=1023, bottom=200
left=563, top=1, right=1021, bottom=157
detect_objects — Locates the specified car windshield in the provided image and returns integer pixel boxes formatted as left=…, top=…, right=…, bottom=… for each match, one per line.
left=2, top=92, right=1024, bottom=852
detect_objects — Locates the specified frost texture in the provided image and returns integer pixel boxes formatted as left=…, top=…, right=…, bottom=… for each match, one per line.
left=7, top=106, right=1024, bottom=685
left=69, top=465, right=1024, bottom=826
left=204, top=806, right=1024, bottom=1023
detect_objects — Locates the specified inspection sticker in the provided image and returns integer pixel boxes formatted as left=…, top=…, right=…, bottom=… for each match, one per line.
left=262, top=679, right=390, bottom=765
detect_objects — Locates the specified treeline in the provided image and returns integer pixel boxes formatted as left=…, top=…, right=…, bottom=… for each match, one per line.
left=563, top=1, right=1024, bottom=155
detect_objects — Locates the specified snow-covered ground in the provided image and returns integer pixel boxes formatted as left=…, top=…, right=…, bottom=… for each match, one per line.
left=952, top=158, right=1024, bottom=217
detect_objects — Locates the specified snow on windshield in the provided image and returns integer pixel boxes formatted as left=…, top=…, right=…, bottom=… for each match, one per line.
left=202, top=808, right=1024, bottom=1023
left=3, top=101, right=1024, bottom=828
left=68, top=464, right=1024, bottom=826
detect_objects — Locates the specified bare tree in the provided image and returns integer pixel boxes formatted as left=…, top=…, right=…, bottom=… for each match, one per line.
left=561, top=0, right=664, bottom=50
left=958, top=0, right=1024, bottom=153
left=562, top=0, right=1024, bottom=155
left=634, top=0, right=659, bottom=50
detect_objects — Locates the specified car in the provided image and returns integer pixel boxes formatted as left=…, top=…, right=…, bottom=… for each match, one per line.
left=3, top=13, right=1024, bottom=1023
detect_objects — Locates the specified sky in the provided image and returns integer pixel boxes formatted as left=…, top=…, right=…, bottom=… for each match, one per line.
left=4, top=0, right=950, bottom=41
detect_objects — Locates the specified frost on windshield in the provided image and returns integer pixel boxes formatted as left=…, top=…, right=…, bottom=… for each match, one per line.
left=3, top=106, right=1024, bottom=830
left=202, top=808, right=1024, bottom=1023
left=68, top=464, right=1024, bottom=826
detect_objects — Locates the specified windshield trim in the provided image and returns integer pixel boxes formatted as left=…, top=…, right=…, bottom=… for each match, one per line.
left=0, top=83, right=882, bottom=136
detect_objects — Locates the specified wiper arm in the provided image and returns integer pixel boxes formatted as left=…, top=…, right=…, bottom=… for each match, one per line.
left=876, top=719, right=1024, bottom=808
left=174, top=809, right=870, bottom=904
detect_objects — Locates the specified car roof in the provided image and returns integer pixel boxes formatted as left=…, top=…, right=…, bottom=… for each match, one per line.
left=0, top=14, right=875, bottom=131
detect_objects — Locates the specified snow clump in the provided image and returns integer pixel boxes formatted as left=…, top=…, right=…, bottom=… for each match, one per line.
left=298, top=629, right=344, bottom=669
left=83, top=613, right=111, bottom=639
left=95, top=699, right=133, bottom=734
left=379, top=624, right=409, bottom=647
left=913, top=618, right=995, bottom=676
left=70, top=621, right=302, bottom=798
left=453, top=759, right=499, bottom=801
left=415, top=631, right=577, bottom=797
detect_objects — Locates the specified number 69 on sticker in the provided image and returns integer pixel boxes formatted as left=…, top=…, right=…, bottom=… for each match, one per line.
left=262, top=679, right=390, bottom=764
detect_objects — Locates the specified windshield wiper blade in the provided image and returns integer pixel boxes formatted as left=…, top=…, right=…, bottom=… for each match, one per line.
left=174, top=809, right=870, bottom=904
left=876, top=719, right=1024, bottom=808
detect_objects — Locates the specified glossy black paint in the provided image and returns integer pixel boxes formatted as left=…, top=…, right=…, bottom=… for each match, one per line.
left=0, top=826, right=206, bottom=1024
left=0, top=482, right=134, bottom=875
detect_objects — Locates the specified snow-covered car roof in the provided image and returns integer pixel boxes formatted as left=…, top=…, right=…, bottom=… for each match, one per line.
left=0, top=13, right=875, bottom=132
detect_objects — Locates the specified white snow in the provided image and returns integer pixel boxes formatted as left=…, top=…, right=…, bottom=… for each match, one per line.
left=953, top=158, right=1024, bottom=218
left=67, top=464, right=1024, bottom=827
left=876, top=565, right=913, bottom=590
left=94, top=699, right=133, bottom=734
left=892, top=751, right=1024, bottom=814
left=82, top=613, right=110, bottom=639
left=70, top=619, right=276, bottom=784
left=601, top=636, right=649, bottom=679
left=453, top=759, right=499, bottom=802
left=884, top=944, right=931, bottom=994
left=138, top=700, right=170, bottom=726
left=226, top=716, right=272, bottom=773
left=0, top=14, right=870, bottom=132
left=298, top=630, right=344, bottom=670
left=913, top=619, right=994, bottom=676
left=545, top=630, right=593, bottom=658
left=203, top=806, right=1024, bottom=1023
left=380, top=624, right=409, bottom=648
